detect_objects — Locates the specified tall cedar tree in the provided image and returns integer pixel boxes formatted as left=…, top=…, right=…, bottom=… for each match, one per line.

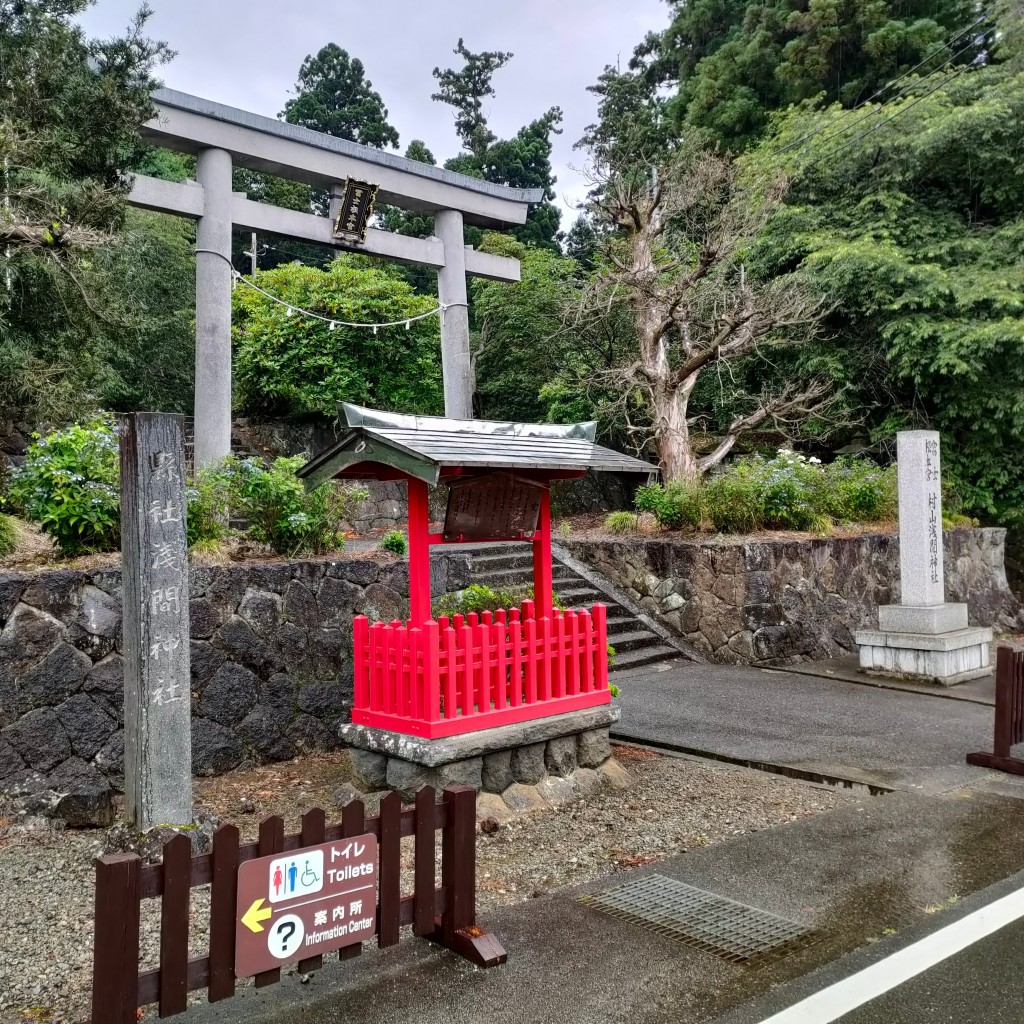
left=431, top=39, right=563, bottom=248
left=282, top=43, right=400, bottom=149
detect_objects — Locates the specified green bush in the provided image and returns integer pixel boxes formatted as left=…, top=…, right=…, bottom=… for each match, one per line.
left=812, top=457, right=897, bottom=524
left=702, top=474, right=761, bottom=533
left=8, top=415, right=120, bottom=556
left=434, top=583, right=532, bottom=619
left=233, top=259, right=444, bottom=418
left=604, top=511, right=640, bottom=534
left=638, top=451, right=897, bottom=535
left=379, top=529, right=407, bottom=555
left=229, top=455, right=367, bottom=556
left=0, top=513, right=18, bottom=557
left=187, top=461, right=234, bottom=548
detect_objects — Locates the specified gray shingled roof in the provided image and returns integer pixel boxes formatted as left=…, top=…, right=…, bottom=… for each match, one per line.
left=298, top=404, right=656, bottom=487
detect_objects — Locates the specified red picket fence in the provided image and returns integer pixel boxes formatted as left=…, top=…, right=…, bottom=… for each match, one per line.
left=352, top=601, right=611, bottom=739
left=90, top=787, right=504, bottom=1023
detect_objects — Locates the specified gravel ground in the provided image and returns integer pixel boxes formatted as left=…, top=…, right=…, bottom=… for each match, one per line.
left=0, top=746, right=852, bottom=1024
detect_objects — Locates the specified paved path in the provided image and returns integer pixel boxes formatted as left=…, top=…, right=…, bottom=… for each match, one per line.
left=612, top=662, right=1013, bottom=794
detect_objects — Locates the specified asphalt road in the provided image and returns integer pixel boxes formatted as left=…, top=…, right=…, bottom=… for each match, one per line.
left=612, top=662, right=1006, bottom=793
left=837, top=919, right=1024, bottom=1024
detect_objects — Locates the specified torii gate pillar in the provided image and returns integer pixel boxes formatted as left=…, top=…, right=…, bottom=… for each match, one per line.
left=434, top=210, right=473, bottom=420
left=194, top=148, right=234, bottom=468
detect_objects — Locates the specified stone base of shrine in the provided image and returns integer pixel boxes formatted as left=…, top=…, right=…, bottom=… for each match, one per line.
left=340, top=705, right=629, bottom=814
left=855, top=622, right=994, bottom=686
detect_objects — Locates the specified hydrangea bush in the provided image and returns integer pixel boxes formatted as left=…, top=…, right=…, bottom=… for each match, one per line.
left=227, top=455, right=367, bottom=556
left=8, top=415, right=121, bottom=555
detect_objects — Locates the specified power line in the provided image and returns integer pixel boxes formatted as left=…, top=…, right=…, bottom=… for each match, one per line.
left=810, top=59, right=977, bottom=167
left=775, top=16, right=988, bottom=157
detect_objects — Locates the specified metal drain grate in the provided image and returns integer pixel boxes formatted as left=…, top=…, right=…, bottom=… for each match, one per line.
left=578, top=874, right=810, bottom=964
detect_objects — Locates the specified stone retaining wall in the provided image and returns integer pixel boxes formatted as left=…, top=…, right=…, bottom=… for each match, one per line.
left=564, top=527, right=1022, bottom=665
left=0, top=551, right=470, bottom=795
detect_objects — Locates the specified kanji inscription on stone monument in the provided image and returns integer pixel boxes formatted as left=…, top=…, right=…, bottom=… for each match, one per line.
left=897, top=430, right=945, bottom=607
left=120, top=413, right=192, bottom=830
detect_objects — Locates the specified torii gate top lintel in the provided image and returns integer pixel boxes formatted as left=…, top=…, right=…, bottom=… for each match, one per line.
left=143, top=88, right=543, bottom=227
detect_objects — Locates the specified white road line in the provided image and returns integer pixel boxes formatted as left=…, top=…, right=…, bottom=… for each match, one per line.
left=757, top=884, right=1024, bottom=1024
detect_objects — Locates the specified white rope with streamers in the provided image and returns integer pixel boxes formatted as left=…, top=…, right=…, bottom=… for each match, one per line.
left=194, top=247, right=466, bottom=332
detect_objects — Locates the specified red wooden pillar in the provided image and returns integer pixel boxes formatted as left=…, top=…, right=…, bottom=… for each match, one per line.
left=408, top=477, right=433, bottom=627
left=533, top=486, right=553, bottom=618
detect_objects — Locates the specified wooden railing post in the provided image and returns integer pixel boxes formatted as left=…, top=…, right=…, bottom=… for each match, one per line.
left=92, top=853, right=141, bottom=1024
left=995, top=646, right=1014, bottom=757
left=424, top=619, right=442, bottom=723
left=432, top=786, right=506, bottom=967
left=968, top=647, right=1024, bottom=777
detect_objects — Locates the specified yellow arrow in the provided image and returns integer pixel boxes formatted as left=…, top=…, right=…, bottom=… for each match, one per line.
left=242, top=898, right=273, bottom=934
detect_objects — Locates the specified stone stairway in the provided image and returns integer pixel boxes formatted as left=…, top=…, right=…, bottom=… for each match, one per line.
left=464, top=543, right=686, bottom=673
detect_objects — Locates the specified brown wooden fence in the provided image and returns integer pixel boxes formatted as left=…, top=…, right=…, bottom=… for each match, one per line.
left=91, top=785, right=505, bottom=1023
left=968, top=646, right=1024, bottom=775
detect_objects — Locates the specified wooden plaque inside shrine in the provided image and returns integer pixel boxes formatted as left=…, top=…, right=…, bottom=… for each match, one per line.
left=443, top=472, right=545, bottom=542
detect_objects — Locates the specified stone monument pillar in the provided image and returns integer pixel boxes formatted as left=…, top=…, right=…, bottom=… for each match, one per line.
left=855, top=431, right=992, bottom=685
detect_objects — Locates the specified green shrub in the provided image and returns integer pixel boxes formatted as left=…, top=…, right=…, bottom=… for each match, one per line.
left=8, top=415, right=120, bottom=556
left=434, top=583, right=531, bottom=619
left=379, top=529, right=407, bottom=555
left=187, top=461, right=234, bottom=548
left=604, top=511, right=640, bottom=534
left=229, top=455, right=366, bottom=556
left=639, top=451, right=897, bottom=535
left=233, top=259, right=443, bottom=418
left=701, top=474, right=761, bottom=533
left=0, top=513, right=18, bottom=557
left=634, top=481, right=702, bottom=530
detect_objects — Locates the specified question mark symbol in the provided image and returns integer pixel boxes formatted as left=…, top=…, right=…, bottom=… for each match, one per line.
left=278, top=921, right=296, bottom=950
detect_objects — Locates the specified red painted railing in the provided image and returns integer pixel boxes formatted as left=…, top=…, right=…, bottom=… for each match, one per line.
left=352, top=601, right=610, bottom=738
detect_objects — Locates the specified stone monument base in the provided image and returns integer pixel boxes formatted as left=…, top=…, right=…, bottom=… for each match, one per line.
left=340, top=705, right=629, bottom=819
left=855, top=607, right=993, bottom=685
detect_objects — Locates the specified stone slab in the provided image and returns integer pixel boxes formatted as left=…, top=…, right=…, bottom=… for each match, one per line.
left=854, top=626, right=993, bottom=652
left=339, top=705, right=620, bottom=768
left=878, top=603, right=968, bottom=635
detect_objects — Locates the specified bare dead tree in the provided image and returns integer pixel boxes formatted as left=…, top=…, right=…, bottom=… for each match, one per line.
left=577, top=143, right=833, bottom=483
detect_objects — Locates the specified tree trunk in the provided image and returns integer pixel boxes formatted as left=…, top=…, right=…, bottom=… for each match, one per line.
left=653, top=376, right=699, bottom=484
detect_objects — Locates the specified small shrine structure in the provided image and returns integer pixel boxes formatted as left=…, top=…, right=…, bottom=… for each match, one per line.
left=300, top=404, right=655, bottom=750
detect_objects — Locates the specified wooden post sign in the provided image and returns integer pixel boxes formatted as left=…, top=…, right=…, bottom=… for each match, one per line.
left=235, top=834, right=378, bottom=976
left=119, top=412, right=193, bottom=831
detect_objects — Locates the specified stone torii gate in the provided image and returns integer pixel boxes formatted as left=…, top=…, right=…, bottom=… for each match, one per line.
left=128, top=89, right=541, bottom=468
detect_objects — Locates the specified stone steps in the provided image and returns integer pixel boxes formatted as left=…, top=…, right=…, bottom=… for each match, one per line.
left=463, top=544, right=687, bottom=673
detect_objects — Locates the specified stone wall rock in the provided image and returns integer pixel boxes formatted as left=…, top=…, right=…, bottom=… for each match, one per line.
left=0, top=550, right=471, bottom=791
left=565, top=528, right=1022, bottom=666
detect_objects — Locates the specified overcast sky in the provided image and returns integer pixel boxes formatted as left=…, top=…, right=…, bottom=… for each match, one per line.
left=77, top=0, right=668, bottom=228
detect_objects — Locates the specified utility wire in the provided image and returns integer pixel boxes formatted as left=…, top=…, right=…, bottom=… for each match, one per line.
left=775, top=16, right=988, bottom=156
left=812, top=58, right=977, bottom=166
